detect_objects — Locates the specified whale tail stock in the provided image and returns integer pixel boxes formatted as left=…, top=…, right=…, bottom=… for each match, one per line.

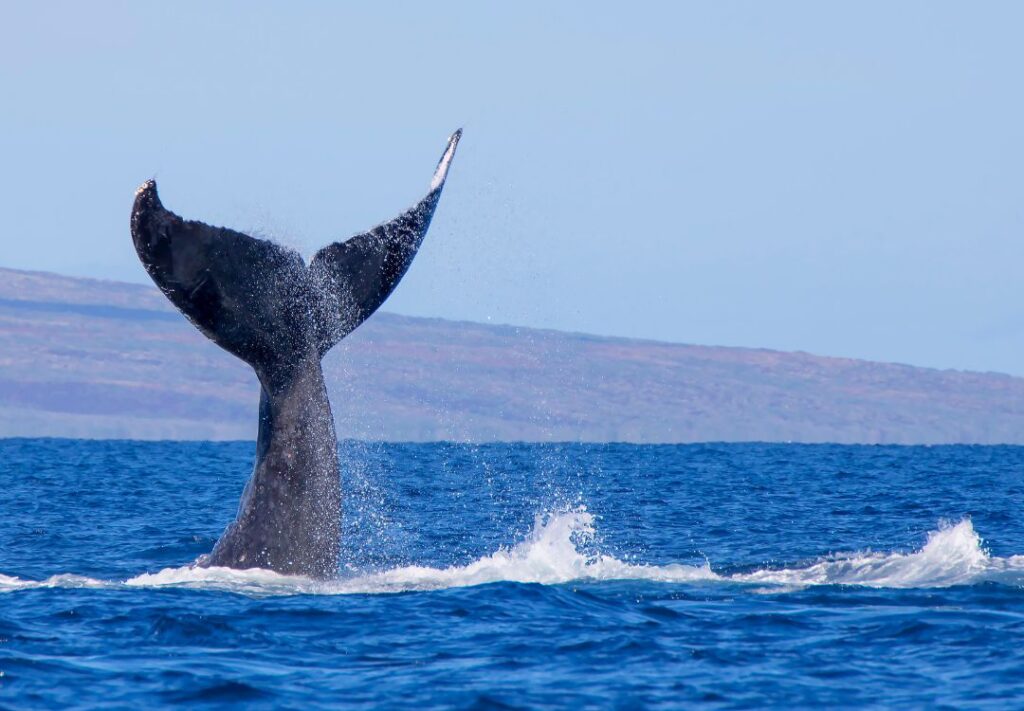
left=129, top=130, right=459, bottom=578
left=129, top=129, right=461, bottom=378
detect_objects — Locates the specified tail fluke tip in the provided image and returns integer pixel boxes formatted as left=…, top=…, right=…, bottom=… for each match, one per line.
left=431, top=129, right=462, bottom=191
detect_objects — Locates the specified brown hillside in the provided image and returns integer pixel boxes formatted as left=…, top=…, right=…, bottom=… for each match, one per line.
left=1, top=267, right=1022, bottom=443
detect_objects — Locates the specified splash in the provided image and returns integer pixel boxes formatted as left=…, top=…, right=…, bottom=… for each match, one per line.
left=733, top=519, right=1024, bottom=589
left=2, top=515, right=1023, bottom=597
left=123, top=508, right=714, bottom=595
left=334, top=509, right=713, bottom=593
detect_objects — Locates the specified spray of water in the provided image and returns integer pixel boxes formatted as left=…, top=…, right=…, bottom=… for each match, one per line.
left=2, top=512, right=1022, bottom=597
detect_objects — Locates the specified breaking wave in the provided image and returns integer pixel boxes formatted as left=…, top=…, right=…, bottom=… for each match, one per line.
left=1, top=513, right=1022, bottom=597
left=731, top=519, right=1024, bottom=589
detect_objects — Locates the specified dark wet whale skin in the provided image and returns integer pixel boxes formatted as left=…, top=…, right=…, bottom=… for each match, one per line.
left=210, top=355, right=340, bottom=577
left=129, top=131, right=461, bottom=578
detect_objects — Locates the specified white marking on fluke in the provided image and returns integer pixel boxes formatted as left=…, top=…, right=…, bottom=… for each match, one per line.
left=430, top=128, right=462, bottom=191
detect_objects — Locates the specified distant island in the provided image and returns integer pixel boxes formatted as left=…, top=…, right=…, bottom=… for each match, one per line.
left=1, top=266, right=1022, bottom=444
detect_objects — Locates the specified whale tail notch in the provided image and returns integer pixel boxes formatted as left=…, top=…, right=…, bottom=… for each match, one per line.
left=130, top=129, right=461, bottom=374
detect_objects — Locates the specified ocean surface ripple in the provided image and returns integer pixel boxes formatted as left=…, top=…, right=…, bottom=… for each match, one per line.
left=2, top=440, right=1024, bottom=707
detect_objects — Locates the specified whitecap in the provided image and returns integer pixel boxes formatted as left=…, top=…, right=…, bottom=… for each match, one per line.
left=3, top=515, right=1023, bottom=597
left=731, top=519, right=1024, bottom=590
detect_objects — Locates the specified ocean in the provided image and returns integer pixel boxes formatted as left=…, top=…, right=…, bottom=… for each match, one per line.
left=1, top=439, right=1023, bottom=707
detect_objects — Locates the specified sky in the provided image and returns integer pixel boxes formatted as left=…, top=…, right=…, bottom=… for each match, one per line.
left=1, top=2, right=1023, bottom=375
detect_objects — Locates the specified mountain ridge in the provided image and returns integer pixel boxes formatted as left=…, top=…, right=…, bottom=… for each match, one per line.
left=1, top=266, right=1021, bottom=444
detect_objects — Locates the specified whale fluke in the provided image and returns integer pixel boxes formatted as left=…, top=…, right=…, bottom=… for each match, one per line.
left=310, top=128, right=461, bottom=354
left=131, top=181, right=312, bottom=374
left=131, top=128, right=461, bottom=375
left=130, top=131, right=461, bottom=577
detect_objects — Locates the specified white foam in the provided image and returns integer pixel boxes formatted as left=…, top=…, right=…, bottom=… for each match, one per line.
left=732, top=519, right=1024, bottom=589
left=326, top=509, right=715, bottom=594
left=0, top=572, right=113, bottom=592
left=126, top=563, right=320, bottom=596
left=717, top=517, right=1024, bottom=591
left=2, top=515, right=1023, bottom=597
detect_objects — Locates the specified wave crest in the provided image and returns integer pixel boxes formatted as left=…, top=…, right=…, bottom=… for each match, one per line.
left=2, top=514, right=1022, bottom=596
left=733, top=519, right=1015, bottom=589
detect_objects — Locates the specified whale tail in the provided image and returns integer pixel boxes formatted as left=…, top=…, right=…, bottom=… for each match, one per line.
left=130, top=130, right=460, bottom=376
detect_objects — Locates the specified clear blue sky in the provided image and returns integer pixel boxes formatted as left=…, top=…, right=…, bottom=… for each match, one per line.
left=2, top=2, right=1022, bottom=374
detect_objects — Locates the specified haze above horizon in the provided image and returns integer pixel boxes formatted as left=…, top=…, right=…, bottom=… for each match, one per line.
left=2, top=3, right=1022, bottom=375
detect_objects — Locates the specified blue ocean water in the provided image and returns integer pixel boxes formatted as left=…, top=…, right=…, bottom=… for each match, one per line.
left=2, top=439, right=1024, bottom=708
